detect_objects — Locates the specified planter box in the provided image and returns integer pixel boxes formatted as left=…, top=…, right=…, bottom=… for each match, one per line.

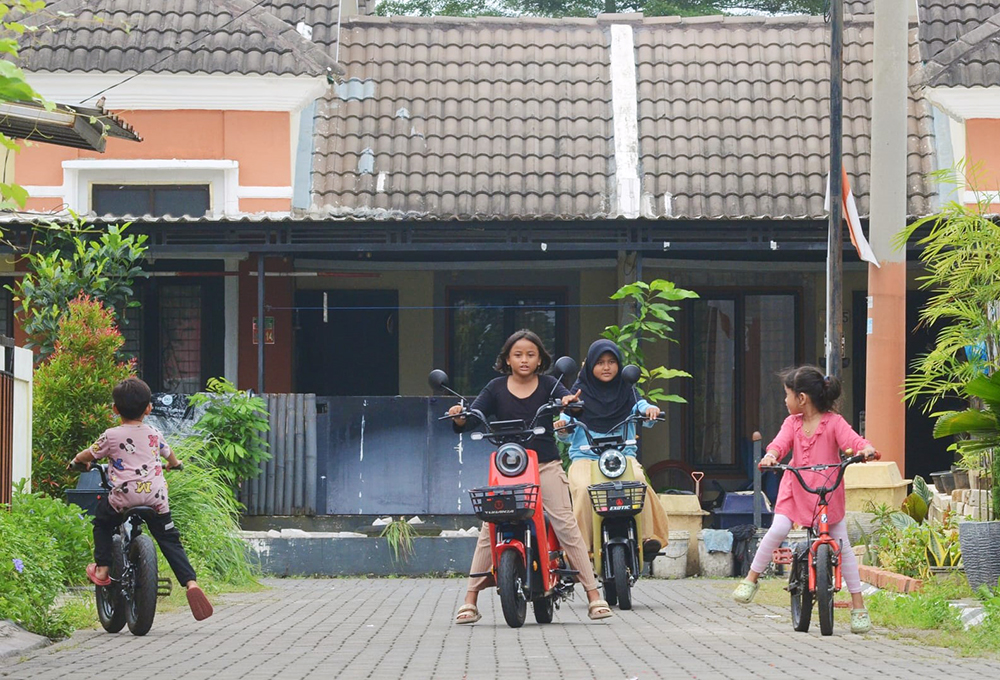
left=844, top=462, right=910, bottom=511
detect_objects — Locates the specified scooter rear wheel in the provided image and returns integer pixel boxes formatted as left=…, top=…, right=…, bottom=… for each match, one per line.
left=96, top=535, right=126, bottom=633
left=497, top=550, right=527, bottom=628
left=125, top=534, right=158, bottom=636
left=533, top=595, right=554, bottom=624
left=610, top=544, right=632, bottom=610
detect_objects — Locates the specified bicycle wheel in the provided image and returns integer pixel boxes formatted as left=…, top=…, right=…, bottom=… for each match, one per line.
left=497, top=549, right=527, bottom=628
left=96, top=535, right=126, bottom=633
left=125, top=534, right=158, bottom=636
left=816, top=543, right=835, bottom=636
left=790, top=549, right=813, bottom=633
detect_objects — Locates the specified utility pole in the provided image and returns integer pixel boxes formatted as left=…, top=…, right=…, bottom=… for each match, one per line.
left=826, top=0, right=845, bottom=378
left=865, top=0, right=910, bottom=474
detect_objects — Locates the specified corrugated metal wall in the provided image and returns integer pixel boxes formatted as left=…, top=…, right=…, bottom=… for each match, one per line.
left=241, top=393, right=317, bottom=516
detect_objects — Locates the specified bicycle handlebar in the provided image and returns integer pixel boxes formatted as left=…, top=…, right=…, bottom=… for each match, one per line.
left=762, top=451, right=879, bottom=496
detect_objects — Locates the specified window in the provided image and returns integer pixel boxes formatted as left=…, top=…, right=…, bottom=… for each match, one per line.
left=92, top=184, right=210, bottom=217
left=687, top=292, right=798, bottom=471
left=447, top=288, right=568, bottom=395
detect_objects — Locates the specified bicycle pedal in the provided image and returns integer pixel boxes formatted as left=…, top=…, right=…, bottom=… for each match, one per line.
left=157, top=577, right=172, bottom=597
left=772, top=547, right=794, bottom=565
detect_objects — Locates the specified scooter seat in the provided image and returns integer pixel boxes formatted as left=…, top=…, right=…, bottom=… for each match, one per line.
left=123, top=506, right=158, bottom=521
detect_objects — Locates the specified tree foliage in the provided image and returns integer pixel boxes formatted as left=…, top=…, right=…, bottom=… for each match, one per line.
left=602, top=279, right=698, bottom=404
left=0, top=0, right=49, bottom=213
left=7, top=217, right=148, bottom=356
left=375, top=0, right=827, bottom=18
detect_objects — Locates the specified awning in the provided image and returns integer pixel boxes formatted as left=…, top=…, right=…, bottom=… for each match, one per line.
left=0, top=99, right=141, bottom=151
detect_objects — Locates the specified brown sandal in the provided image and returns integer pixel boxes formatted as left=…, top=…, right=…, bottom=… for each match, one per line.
left=186, top=585, right=214, bottom=621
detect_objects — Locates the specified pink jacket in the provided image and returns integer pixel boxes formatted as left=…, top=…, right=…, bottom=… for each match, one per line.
left=766, top=412, right=870, bottom=527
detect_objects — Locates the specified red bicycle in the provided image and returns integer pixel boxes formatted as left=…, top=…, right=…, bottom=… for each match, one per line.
left=767, top=449, right=879, bottom=636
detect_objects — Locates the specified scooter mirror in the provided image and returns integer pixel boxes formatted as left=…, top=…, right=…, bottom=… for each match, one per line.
left=621, top=364, right=641, bottom=385
left=553, top=356, right=578, bottom=380
left=470, top=432, right=484, bottom=441
left=428, top=369, right=450, bottom=390
left=532, top=426, right=545, bottom=435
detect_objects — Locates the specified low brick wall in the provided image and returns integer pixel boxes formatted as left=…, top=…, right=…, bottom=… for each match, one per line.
left=858, top=564, right=923, bottom=593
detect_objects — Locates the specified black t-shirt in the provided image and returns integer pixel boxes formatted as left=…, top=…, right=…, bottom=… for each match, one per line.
left=458, top=375, right=570, bottom=463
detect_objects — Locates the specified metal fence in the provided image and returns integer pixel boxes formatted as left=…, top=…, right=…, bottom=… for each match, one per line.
left=240, top=393, right=317, bottom=516
left=1, top=335, right=14, bottom=506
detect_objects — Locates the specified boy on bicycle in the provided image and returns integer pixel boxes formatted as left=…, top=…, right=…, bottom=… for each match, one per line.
left=69, top=377, right=213, bottom=620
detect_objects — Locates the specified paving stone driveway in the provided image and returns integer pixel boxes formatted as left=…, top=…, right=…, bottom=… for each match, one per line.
left=5, top=578, right=1000, bottom=679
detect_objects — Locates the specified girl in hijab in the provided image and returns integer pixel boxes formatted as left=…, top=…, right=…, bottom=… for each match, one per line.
left=556, top=339, right=670, bottom=560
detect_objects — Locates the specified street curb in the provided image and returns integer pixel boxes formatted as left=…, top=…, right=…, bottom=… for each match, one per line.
left=0, top=620, right=50, bottom=661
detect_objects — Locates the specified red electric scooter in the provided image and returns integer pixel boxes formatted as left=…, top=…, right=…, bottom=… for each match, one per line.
left=429, top=357, right=581, bottom=628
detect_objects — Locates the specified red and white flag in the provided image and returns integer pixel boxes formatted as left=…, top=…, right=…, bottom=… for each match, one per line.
left=825, top=166, right=880, bottom=268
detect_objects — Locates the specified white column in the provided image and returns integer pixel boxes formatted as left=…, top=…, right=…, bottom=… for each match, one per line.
left=609, top=23, right=641, bottom=219
left=11, top=345, right=33, bottom=489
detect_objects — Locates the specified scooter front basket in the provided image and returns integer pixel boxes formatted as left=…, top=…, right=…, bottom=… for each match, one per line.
left=469, top=483, right=539, bottom=522
left=588, top=480, right=645, bottom=517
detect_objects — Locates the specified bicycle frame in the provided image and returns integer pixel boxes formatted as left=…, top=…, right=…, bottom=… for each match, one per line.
left=770, top=454, right=870, bottom=595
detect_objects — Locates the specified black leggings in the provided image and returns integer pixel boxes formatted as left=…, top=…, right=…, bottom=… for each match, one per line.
left=93, top=495, right=197, bottom=586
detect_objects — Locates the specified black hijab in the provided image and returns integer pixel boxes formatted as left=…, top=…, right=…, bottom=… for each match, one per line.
left=570, top=339, right=639, bottom=433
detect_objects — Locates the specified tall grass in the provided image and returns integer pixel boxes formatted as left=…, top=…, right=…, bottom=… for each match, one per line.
left=161, top=438, right=259, bottom=589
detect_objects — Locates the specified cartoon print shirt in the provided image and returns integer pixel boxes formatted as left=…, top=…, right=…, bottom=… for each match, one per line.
left=89, top=423, right=171, bottom=514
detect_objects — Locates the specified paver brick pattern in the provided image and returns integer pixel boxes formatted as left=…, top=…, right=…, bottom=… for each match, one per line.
left=6, top=578, right=1000, bottom=679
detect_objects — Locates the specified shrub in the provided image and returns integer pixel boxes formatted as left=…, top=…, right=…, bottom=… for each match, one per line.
left=161, top=440, right=259, bottom=587
left=187, top=377, right=270, bottom=487
left=0, top=482, right=94, bottom=638
left=31, top=295, right=135, bottom=496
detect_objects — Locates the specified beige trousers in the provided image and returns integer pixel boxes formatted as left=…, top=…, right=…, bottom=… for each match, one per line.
left=568, top=458, right=670, bottom=554
left=466, top=460, right=599, bottom=593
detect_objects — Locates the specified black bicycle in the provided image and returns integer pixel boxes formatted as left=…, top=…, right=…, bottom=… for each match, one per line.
left=70, top=462, right=175, bottom=636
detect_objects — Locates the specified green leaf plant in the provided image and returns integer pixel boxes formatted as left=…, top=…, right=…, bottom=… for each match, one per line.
left=601, top=279, right=699, bottom=404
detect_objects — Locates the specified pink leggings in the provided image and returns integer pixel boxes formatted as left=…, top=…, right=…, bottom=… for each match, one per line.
left=749, top=514, right=862, bottom=593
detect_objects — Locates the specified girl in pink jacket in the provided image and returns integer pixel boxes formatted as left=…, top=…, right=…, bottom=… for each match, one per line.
left=732, top=365, right=876, bottom=634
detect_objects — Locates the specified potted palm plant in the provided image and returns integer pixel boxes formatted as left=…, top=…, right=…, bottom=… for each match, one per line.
left=897, top=164, right=1000, bottom=592
left=934, top=373, right=1000, bottom=591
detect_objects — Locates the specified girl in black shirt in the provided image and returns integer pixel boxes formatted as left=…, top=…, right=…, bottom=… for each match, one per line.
left=450, top=329, right=612, bottom=624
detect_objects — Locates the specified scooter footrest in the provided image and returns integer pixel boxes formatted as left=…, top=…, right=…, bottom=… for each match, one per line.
left=469, top=571, right=493, bottom=578
left=157, top=577, right=172, bottom=597
left=552, top=568, right=578, bottom=576
left=772, top=547, right=794, bottom=565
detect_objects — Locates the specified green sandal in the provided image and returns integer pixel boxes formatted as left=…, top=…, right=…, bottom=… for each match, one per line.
left=732, top=580, right=759, bottom=604
left=850, top=608, right=872, bottom=634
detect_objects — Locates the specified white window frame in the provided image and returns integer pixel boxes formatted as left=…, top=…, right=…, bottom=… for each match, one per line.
left=63, top=159, right=240, bottom=218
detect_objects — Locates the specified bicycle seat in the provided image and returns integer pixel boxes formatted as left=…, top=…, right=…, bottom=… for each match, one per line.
left=123, top=506, right=158, bottom=521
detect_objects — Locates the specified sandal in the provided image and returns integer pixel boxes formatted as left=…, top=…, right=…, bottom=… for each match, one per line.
left=86, top=563, right=111, bottom=587
left=850, top=608, right=872, bottom=634
left=732, top=579, right=759, bottom=604
left=455, top=603, right=481, bottom=625
left=186, top=585, right=214, bottom=621
left=588, top=599, right=613, bottom=620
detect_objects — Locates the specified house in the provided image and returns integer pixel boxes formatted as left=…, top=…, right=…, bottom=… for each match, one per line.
left=3, top=1, right=965, bottom=503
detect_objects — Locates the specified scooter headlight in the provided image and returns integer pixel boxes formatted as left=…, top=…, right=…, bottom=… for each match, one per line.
left=496, top=443, right=528, bottom=477
left=598, top=449, right=627, bottom=479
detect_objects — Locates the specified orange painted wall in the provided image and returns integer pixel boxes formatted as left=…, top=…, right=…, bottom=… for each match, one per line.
left=17, top=110, right=292, bottom=213
left=966, top=119, right=1000, bottom=191
left=238, top=256, right=294, bottom=394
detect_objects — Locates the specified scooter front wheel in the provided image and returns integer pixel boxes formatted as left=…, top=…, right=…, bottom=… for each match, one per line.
left=610, top=544, right=632, bottom=610
left=497, top=550, right=527, bottom=628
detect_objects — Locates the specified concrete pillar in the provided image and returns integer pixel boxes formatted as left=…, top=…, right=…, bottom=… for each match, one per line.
left=864, top=0, right=911, bottom=474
